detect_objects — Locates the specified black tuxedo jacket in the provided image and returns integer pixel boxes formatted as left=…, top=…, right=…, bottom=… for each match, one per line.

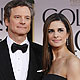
left=0, top=38, right=43, bottom=80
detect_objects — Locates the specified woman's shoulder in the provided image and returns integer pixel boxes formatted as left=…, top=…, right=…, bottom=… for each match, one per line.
left=66, top=53, right=80, bottom=80
left=66, top=52, right=80, bottom=69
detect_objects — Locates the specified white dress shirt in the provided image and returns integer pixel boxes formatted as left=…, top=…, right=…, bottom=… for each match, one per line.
left=7, top=36, right=30, bottom=80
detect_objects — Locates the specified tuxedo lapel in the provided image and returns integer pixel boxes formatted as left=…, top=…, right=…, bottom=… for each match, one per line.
left=27, top=42, right=43, bottom=80
left=0, top=39, right=43, bottom=80
left=27, top=43, right=38, bottom=80
left=0, top=38, right=15, bottom=80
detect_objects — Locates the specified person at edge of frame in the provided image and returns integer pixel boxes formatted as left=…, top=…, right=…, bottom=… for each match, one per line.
left=42, top=13, right=80, bottom=80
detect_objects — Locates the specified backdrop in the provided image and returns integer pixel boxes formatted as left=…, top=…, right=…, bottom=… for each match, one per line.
left=0, top=0, right=80, bottom=58
left=34, top=0, right=80, bottom=58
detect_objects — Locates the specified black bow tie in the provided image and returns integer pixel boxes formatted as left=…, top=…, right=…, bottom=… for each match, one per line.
left=11, top=43, right=28, bottom=53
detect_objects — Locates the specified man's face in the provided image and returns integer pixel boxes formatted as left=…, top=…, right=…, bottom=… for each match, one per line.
left=5, top=6, right=31, bottom=37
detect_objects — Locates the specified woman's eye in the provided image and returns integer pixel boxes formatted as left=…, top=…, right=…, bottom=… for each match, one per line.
left=58, top=28, right=64, bottom=32
left=48, top=29, right=54, bottom=33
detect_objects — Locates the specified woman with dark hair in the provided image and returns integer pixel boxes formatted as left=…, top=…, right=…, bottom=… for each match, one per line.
left=42, top=13, right=80, bottom=80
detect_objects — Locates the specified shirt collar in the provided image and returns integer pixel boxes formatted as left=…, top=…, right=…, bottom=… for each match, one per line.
left=7, top=35, right=29, bottom=49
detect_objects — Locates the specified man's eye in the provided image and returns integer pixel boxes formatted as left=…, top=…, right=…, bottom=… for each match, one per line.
left=26, top=17, right=31, bottom=20
left=14, top=16, right=20, bottom=18
left=48, top=29, right=54, bottom=33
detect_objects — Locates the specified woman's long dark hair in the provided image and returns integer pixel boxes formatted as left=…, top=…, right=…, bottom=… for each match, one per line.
left=43, top=13, right=75, bottom=74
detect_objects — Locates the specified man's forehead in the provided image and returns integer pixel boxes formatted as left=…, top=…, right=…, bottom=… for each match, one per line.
left=10, top=6, right=31, bottom=16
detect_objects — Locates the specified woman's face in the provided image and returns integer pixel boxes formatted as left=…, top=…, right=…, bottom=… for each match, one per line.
left=48, top=21, right=69, bottom=48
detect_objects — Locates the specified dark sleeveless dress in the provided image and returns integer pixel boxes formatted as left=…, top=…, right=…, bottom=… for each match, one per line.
left=43, top=74, right=67, bottom=80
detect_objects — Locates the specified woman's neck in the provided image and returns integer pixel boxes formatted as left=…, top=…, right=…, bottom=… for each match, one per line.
left=52, top=46, right=69, bottom=60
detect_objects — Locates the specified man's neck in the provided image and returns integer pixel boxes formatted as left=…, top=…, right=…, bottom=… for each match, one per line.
left=9, top=34, right=27, bottom=44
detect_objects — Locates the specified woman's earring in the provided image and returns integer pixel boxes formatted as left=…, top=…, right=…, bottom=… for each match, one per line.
left=66, top=39, right=69, bottom=46
left=48, top=44, right=50, bottom=48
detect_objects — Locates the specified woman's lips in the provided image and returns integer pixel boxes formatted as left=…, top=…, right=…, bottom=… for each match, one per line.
left=53, top=39, right=61, bottom=43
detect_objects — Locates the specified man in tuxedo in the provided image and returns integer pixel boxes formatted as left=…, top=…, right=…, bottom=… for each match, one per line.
left=0, top=0, right=43, bottom=80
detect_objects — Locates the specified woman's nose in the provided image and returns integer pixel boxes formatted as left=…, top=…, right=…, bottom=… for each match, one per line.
left=54, top=32, right=59, bottom=38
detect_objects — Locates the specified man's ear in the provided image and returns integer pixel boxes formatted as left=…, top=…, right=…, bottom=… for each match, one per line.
left=4, top=19, right=9, bottom=27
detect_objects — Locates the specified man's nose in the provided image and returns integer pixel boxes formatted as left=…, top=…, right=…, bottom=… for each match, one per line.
left=20, top=18, right=25, bottom=25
